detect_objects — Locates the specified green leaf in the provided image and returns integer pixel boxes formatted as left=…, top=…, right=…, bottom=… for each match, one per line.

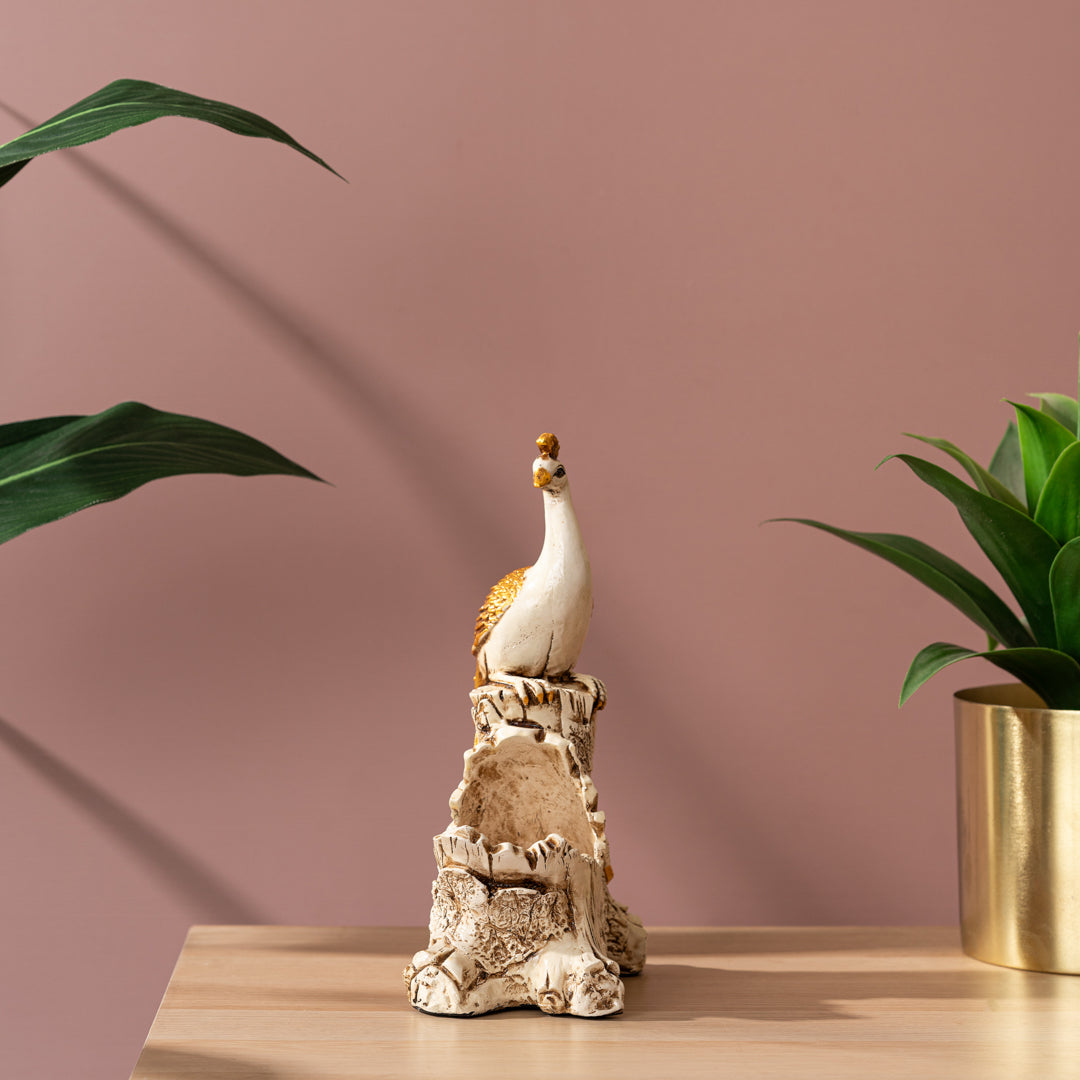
left=1032, top=392, right=1079, bottom=436
left=899, top=641, right=1080, bottom=708
left=988, top=421, right=1025, bottom=504
left=770, top=519, right=1033, bottom=648
left=0, top=158, right=31, bottom=189
left=903, top=433, right=1026, bottom=511
left=1010, top=401, right=1077, bottom=513
left=0, top=402, right=322, bottom=545
left=0, top=78, right=343, bottom=189
left=0, top=415, right=80, bottom=451
left=1050, top=538, right=1080, bottom=659
left=1034, top=441, right=1080, bottom=544
left=891, top=454, right=1060, bottom=644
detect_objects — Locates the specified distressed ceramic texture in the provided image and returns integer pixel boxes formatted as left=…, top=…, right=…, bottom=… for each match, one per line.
left=406, top=436, right=645, bottom=1017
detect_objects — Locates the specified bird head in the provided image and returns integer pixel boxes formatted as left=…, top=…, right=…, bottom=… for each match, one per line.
left=532, top=432, right=568, bottom=492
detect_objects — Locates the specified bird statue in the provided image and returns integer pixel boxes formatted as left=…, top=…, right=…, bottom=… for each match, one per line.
left=405, top=432, right=643, bottom=1019
left=472, top=433, right=601, bottom=706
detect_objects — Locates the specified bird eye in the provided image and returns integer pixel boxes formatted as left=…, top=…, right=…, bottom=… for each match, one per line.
left=554, top=466, right=566, bottom=478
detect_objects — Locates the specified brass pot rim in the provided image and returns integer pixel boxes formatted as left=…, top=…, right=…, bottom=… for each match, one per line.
left=954, top=682, right=1076, bottom=714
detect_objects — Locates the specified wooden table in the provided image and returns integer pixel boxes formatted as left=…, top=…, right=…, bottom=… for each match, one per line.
left=129, top=926, right=1080, bottom=1079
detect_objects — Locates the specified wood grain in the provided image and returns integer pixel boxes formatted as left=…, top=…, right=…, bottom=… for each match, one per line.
left=130, top=926, right=1080, bottom=1079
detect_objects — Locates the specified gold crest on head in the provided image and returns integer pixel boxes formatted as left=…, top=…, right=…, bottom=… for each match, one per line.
left=536, top=433, right=560, bottom=460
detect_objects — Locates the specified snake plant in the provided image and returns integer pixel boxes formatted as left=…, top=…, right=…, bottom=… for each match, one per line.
left=776, top=380, right=1080, bottom=708
left=0, top=79, right=340, bottom=545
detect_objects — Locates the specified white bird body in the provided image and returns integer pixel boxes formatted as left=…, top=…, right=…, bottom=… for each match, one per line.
left=472, top=434, right=593, bottom=689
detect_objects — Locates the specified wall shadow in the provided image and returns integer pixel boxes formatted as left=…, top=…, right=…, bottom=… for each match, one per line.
left=0, top=714, right=266, bottom=923
left=0, top=101, right=827, bottom=920
left=0, top=98, right=511, bottom=577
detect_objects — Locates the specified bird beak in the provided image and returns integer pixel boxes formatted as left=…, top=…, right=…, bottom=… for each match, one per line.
left=533, top=466, right=552, bottom=488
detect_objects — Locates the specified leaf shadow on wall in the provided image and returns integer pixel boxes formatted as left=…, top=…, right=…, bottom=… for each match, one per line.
left=0, top=714, right=266, bottom=923
left=0, top=99, right=510, bottom=580
left=0, top=104, right=827, bottom=920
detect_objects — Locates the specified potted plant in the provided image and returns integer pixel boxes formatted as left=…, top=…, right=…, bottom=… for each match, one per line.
left=775, top=368, right=1080, bottom=973
left=0, top=78, right=341, bottom=543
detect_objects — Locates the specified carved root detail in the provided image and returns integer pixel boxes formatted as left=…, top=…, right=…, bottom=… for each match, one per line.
left=409, top=675, right=643, bottom=1017
left=410, top=861, right=627, bottom=1017
left=565, top=963, right=623, bottom=1016
left=430, top=868, right=571, bottom=974
left=603, top=895, right=648, bottom=975
left=407, top=938, right=624, bottom=1018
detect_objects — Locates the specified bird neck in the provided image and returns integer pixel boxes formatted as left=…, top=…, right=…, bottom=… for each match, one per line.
left=537, top=485, right=587, bottom=570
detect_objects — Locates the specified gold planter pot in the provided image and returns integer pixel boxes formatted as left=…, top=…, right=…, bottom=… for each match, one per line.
left=955, top=684, right=1080, bottom=973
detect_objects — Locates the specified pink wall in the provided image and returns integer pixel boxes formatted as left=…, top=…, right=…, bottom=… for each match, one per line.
left=4, top=2, right=1080, bottom=1076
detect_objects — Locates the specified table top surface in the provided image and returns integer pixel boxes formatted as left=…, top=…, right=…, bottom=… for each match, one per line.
left=129, top=925, right=1080, bottom=1079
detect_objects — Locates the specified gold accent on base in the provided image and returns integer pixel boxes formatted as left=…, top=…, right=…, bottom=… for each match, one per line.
left=955, top=684, right=1080, bottom=973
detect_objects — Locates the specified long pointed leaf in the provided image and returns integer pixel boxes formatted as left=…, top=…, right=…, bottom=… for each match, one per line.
left=1050, top=538, right=1080, bottom=660
left=771, top=519, right=1033, bottom=648
left=1035, top=441, right=1080, bottom=544
left=891, top=454, right=1060, bottom=644
left=0, top=415, right=80, bottom=451
left=0, top=402, right=322, bottom=545
left=900, top=641, right=1080, bottom=708
left=1032, top=392, right=1079, bottom=436
left=904, top=433, right=1026, bottom=511
left=0, top=158, right=31, bottom=188
left=988, top=420, right=1025, bottom=504
left=1010, top=400, right=1076, bottom=513
left=0, top=79, right=343, bottom=189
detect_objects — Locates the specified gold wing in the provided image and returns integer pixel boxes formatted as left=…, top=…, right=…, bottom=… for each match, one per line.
left=472, top=566, right=528, bottom=656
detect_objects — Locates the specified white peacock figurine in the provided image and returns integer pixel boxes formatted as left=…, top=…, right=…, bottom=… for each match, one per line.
left=471, top=432, right=604, bottom=707
left=405, top=432, right=644, bottom=1019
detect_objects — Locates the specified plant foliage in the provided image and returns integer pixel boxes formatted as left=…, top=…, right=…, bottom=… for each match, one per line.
left=0, top=78, right=338, bottom=543
left=0, top=78, right=341, bottom=188
left=774, top=364, right=1080, bottom=708
left=0, top=403, right=322, bottom=545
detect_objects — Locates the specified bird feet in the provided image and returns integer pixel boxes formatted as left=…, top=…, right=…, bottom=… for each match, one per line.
left=569, top=672, right=607, bottom=710
left=486, top=671, right=607, bottom=712
left=488, top=673, right=556, bottom=708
